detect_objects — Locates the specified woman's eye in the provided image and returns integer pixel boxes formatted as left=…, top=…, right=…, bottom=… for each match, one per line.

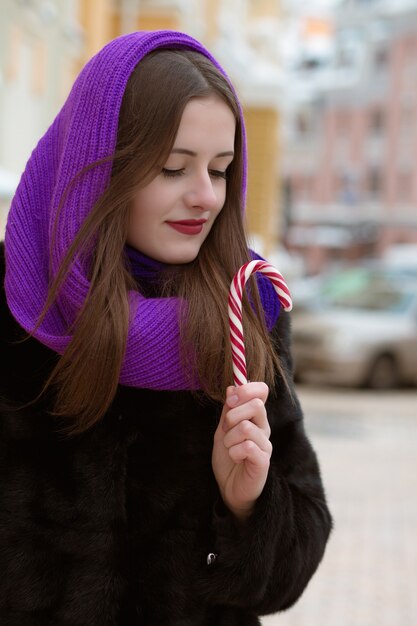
left=209, top=170, right=227, bottom=180
left=162, top=168, right=185, bottom=178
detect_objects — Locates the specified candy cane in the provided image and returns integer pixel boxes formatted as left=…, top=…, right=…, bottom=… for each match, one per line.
left=228, top=260, right=293, bottom=386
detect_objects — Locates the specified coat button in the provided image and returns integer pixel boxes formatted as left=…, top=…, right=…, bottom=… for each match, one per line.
left=207, top=552, right=218, bottom=565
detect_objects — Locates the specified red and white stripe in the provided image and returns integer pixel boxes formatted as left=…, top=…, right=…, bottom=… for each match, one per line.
left=228, top=260, right=293, bottom=386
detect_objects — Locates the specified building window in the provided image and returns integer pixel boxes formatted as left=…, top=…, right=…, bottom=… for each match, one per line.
left=295, top=111, right=314, bottom=136
left=368, top=167, right=382, bottom=199
left=339, top=172, right=359, bottom=205
left=369, top=108, right=385, bottom=136
left=374, top=46, right=388, bottom=71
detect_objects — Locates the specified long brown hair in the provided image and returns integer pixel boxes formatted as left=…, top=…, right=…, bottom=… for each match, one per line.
left=33, top=49, right=286, bottom=435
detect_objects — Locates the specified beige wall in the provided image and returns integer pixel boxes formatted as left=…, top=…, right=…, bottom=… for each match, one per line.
left=78, top=1, right=181, bottom=62
left=78, top=0, right=112, bottom=63
left=205, top=0, right=221, bottom=44
left=244, top=107, right=280, bottom=254
left=247, top=0, right=280, bottom=20
left=136, top=10, right=180, bottom=32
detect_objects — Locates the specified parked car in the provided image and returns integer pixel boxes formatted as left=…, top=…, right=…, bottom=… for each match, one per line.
left=291, top=268, right=417, bottom=389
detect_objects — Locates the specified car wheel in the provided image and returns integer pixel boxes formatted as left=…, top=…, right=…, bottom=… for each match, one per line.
left=366, top=354, right=400, bottom=390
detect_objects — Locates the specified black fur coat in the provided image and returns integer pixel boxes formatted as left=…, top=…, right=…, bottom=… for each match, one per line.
left=0, top=242, right=332, bottom=625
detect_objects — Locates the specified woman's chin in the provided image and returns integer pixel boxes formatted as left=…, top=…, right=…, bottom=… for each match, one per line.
left=156, top=246, right=202, bottom=265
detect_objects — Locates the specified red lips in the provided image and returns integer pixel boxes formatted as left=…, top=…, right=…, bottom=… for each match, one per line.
left=168, top=219, right=207, bottom=225
left=166, top=219, right=207, bottom=235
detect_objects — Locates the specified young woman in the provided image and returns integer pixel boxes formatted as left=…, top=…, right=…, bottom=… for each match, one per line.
left=0, top=31, right=332, bottom=626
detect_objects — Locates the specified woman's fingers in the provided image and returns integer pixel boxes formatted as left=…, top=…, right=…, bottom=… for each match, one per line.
left=222, top=396, right=270, bottom=436
left=226, top=382, right=269, bottom=407
left=213, top=383, right=272, bottom=517
left=223, top=418, right=272, bottom=455
left=228, top=440, right=271, bottom=469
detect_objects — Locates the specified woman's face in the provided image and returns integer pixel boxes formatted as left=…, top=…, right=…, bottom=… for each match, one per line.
left=127, top=96, right=236, bottom=264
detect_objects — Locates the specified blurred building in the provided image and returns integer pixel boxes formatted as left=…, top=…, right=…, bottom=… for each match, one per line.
left=0, top=0, right=82, bottom=233
left=0, top=0, right=82, bottom=174
left=0, top=0, right=286, bottom=257
left=282, top=0, right=417, bottom=274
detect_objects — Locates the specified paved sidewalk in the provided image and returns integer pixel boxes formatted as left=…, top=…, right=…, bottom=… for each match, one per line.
left=262, top=386, right=417, bottom=626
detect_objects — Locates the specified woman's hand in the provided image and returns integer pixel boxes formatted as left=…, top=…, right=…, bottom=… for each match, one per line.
left=212, top=382, right=271, bottom=522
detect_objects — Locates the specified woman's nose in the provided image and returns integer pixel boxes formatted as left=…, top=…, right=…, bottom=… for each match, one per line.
left=184, top=172, right=219, bottom=211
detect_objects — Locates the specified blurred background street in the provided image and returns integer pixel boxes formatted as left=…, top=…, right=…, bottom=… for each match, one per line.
left=263, top=384, right=417, bottom=626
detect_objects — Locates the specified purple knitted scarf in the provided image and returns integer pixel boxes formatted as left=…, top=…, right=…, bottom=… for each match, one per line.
left=5, top=30, right=279, bottom=391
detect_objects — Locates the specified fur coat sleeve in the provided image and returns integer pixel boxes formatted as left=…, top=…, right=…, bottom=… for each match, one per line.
left=197, top=306, right=332, bottom=614
left=0, top=241, right=332, bottom=626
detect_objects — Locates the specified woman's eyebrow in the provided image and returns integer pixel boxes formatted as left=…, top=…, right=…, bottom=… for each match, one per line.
left=171, top=148, right=234, bottom=157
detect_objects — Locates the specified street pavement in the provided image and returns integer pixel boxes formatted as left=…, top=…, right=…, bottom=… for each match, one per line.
left=262, top=385, right=417, bottom=626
